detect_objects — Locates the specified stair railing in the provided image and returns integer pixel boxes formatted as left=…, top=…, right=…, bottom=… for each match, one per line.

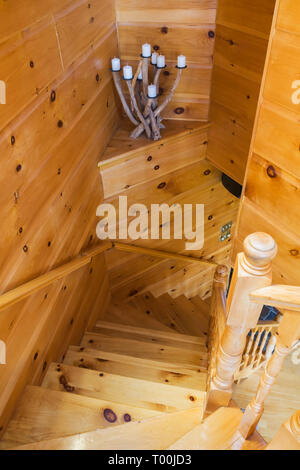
left=207, top=232, right=277, bottom=410
left=231, top=284, right=300, bottom=449
left=235, top=317, right=281, bottom=382
left=207, top=265, right=228, bottom=393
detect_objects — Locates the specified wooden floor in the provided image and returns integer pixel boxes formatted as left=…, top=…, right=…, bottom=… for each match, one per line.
left=233, top=355, right=300, bottom=443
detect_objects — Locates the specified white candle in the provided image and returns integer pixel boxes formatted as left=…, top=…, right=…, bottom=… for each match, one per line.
left=142, top=43, right=151, bottom=58
left=123, top=65, right=133, bottom=80
left=138, top=70, right=143, bottom=80
left=157, top=55, right=165, bottom=68
left=111, top=57, right=121, bottom=71
left=177, top=55, right=186, bottom=68
left=148, top=84, right=157, bottom=98
left=151, top=52, right=158, bottom=65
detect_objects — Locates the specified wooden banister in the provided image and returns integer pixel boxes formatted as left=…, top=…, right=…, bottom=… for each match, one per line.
left=232, top=304, right=300, bottom=449
left=207, top=232, right=277, bottom=409
left=207, top=265, right=228, bottom=392
left=250, top=285, right=300, bottom=311
left=266, top=410, right=300, bottom=450
left=235, top=318, right=280, bottom=382
left=0, top=241, right=112, bottom=313
left=113, top=242, right=217, bottom=267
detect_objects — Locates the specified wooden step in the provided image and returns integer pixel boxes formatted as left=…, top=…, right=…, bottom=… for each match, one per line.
left=0, top=385, right=162, bottom=450
left=42, top=363, right=206, bottom=413
left=98, top=120, right=210, bottom=198
left=93, top=320, right=207, bottom=350
left=64, top=346, right=207, bottom=389
left=168, top=295, right=209, bottom=336
left=106, top=298, right=174, bottom=332
left=168, top=406, right=267, bottom=450
left=80, top=331, right=208, bottom=370
left=12, top=407, right=204, bottom=450
left=169, top=407, right=243, bottom=450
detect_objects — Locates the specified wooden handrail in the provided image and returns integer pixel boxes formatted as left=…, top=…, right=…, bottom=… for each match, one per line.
left=207, top=232, right=277, bottom=409
left=0, top=241, right=112, bottom=313
left=250, top=285, right=300, bottom=311
left=113, top=242, right=217, bottom=266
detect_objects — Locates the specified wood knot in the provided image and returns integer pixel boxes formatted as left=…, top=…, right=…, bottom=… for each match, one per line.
left=157, top=182, right=166, bottom=189
left=161, top=26, right=168, bottom=34
left=204, top=169, right=211, bottom=175
left=266, top=165, right=276, bottom=178
left=123, top=413, right=131, bottom=422
left=50, top=90, right=56, bottom=102
left=174, top=107, right=184, bottom=115
left=129, top=289, right=138, bottom=296
left=59, top=374, right=75, bottom=392
left=11, top=135, right=16, bottom=145
left=290, top=249, right=299, bottom=257
left=103, top=408, right=117, bottom=423
left=153, top=45, right=160, bottom=51
left=208, top=30, right=215, bottom=38
left=163, top=70, right=170, bottom=76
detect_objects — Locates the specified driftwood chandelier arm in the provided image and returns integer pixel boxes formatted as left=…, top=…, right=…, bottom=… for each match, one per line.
left=111, top=45, right=187, bottom=141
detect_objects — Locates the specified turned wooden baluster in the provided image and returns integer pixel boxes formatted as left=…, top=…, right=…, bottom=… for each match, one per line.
left=266, top=409, right=300, bottom=450
left=232, top=285, right=300, bottom=449
left=207, top=232, right=277, bottom=409
left=207, top=265, right=228, bottom=387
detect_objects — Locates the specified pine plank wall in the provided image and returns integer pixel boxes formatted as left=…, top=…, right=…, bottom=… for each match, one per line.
left=207, top=0, right=276, bottom=183
left=233, top=0, right=300, bottom=286
left=0, top=0, right=118, bottom=435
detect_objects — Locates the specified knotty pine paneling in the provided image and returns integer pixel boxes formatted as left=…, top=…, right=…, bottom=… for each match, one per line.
left=115, top=0, right=217, bottom=121
left=0, top=254, right=110, bottom=438
left=103, top=159, right=239, bottom=302
left=234, top=0, right=300, bottom=286
left=0, top=0, right=117, bottom=435
left=207, top=0, right=276, bottom=183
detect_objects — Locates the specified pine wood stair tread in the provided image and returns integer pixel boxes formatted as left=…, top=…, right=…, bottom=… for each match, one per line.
left=93, top=320, right=207, bottom=348
left=65, top=345, right=207, bottom=389
left=80, top=331, right=208, bottom=369
left=106, top=292, right=210, bottom=338
left=11, top=407, right=204, bottom=450
left=41, top=362, right=207, bottom=413
left=99, top=119, right=210, bottom=167
left=169, top=407, right=267, bottom=450
left=106, top=297, right=176, bottom=333
left=165, top=295, right=209, bottom=337
left=0, top=385, right=162, bottom=450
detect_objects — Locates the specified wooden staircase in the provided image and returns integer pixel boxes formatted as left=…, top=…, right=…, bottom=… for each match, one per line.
left=0, top=291, right=209, bottom=450
left=1, top=233, right=299, bottom=450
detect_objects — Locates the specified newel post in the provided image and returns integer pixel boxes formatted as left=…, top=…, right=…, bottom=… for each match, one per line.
left=207, top=232, right=277, bottom=409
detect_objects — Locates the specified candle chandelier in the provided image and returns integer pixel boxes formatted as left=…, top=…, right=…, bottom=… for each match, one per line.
left=111, top=43, right=187, bottom=141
